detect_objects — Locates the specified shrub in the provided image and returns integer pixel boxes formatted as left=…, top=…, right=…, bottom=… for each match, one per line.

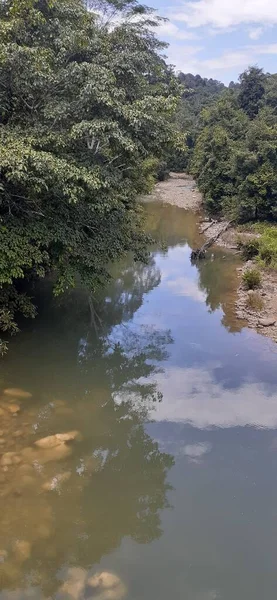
left=259, top=227, right=277, bottom=268
left=242, top=268, right=261, bottom=289
left=245, top=291, right=264, bottom=311
left=237, top=237, right=260, bottom=260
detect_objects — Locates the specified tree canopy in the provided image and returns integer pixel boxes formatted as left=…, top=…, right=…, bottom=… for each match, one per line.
left=189, top=67, right=277, bottom=222
left=0, top=0, right=182, bottom=352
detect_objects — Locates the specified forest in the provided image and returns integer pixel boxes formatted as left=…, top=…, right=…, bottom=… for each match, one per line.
left=0, top=0, right=276, bottom=351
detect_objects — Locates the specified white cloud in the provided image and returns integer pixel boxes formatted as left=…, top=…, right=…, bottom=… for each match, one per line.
left=157, top=21, right=199, bottom=40
left=248, top=27, right=264, bottom=40
left=171, top=0, right=277, bottom=30
left=166, top=43, right=277, bottom=77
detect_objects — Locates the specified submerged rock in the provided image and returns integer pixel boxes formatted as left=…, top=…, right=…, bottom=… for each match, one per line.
left=1, top=452, right=21, bottom=467
left=22, top=442, right=72, bottom=464
left=3, top=388, right=32, bottom=399
left=7, top=403, right=21, bottom=414
left=58, top=567, right=87, bottom=600
left=13, top=539, right=31, bottom=562
left=35, top=435, right=62, bottom=449
left=87, top=572, right=127, bottom=600
left=35, top=431, right=81, bottom=449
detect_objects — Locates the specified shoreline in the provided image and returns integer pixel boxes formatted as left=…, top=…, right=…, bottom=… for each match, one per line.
left=152, top=172, right=277, bottom=344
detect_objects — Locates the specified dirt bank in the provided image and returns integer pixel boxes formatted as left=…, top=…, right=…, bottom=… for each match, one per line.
left=151, top=172, right=277, bottom=344
left=235, top=262, right=277, bottom=343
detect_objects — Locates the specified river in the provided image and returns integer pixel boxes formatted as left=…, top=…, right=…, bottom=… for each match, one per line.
left=1, top=200, right=277, bottom=600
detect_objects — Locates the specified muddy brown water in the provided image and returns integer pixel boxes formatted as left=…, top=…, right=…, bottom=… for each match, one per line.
left=1, top=202, right=277, bottom=600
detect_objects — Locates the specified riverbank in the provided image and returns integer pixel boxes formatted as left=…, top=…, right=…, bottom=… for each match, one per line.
left=152, top=172, right=277, bottom=344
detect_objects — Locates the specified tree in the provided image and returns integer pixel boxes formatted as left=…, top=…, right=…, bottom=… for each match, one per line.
left=189, top=67, right=277, bottom=222
left=0, top=0, right=181, bottom=352
left=238, top=66, right=266, bottom=119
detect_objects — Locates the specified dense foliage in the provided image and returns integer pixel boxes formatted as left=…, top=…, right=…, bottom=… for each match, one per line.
left=189, top=67, right=277, bottom=222
left=0, top=0, right=182, bottom=351
left=168, top=72, right=225, bottom=170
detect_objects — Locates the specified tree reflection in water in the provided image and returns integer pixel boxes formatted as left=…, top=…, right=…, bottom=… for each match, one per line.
left=0, top=253, right=174, bottom=595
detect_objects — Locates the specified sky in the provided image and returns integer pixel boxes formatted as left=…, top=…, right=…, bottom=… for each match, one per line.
left=149, top=0, right=277, bottom=84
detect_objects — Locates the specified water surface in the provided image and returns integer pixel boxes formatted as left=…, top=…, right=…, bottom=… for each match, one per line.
left=1, top=203, right=277, bottom=600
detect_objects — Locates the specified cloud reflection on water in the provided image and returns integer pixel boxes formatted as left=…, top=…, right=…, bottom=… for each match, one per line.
left=148, top=366, right=277, bottom=430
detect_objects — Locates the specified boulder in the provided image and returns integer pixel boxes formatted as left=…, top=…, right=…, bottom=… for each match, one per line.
left=258, top=318, right=276, bottom=327
left=3, top=388, right=32, bottom=399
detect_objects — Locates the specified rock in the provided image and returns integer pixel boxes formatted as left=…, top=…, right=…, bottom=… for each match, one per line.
left=34, top=435, right=62, bottom=449
left=35, top=431, right=80, bottom=449
left=7, top=403, right=21, bottom=414
left=13, top=430, right=24, bottom=438
left=1, top=452, right=15, bottom=466
left=0, top=438, right=5, bottom=445
left=87, top=572, right=127, bottom=600
left=56, top=431, right=81, bottom=443
left=3, top=388, right=32, bottom=399
left=58, top=567, right=87, bottom=600
left=12, top=539, right=31, bottom=562
left=22, top=442, right=72, bottom=464
left=42, top=471, right=71, bottom=491
left=258, top=318, right=276, bottom=327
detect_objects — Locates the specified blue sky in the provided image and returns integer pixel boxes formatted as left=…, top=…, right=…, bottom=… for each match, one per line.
left=149, top=0, right=277, bottom=84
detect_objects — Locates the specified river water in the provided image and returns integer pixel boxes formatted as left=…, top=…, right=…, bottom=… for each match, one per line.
left=1, top=202, right=277, bottom=600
